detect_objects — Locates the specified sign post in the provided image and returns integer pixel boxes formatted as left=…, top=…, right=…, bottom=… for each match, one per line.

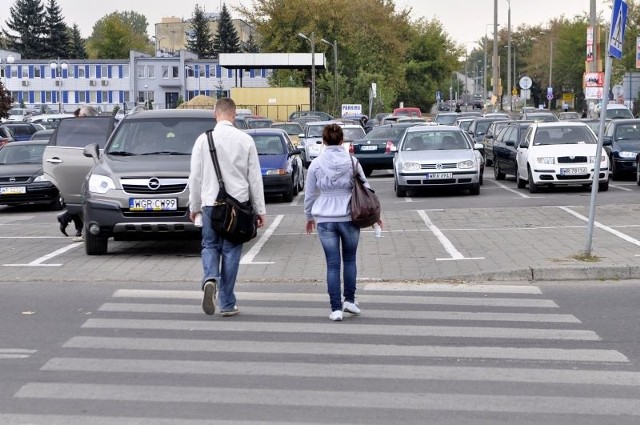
left=519, top=76, right=532, bottom=109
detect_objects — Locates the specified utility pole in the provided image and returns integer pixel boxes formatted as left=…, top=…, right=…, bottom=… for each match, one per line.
left=507, top=0, right=512, bottom=111
left=492, top=0, right=499, bottom=111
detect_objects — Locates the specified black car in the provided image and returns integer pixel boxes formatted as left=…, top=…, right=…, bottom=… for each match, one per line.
left=352, top=122, right=419, bottom=176
left=0, top=140, right=63, bottom=209
left=481, top=120, right=511, bottom=166
left=602, top=119, right=640, bottom=180
left=467, top=117, right=511, bottom=157
left=0, top=122, right=39, bottom=142
left=492, top=121, right=534, bottom=181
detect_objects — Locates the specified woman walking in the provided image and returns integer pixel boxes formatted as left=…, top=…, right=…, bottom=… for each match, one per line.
left=304, top=124, right=381, bottom=321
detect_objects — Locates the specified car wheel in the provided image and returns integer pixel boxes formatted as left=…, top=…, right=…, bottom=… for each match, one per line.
left=469, top=183, right=480, bottom=195
left=479, top=169, right=484, bottom=186
left=485, top=157, right=493, bottom=167
left=50, top=194, right=65, bottom=210
left=394, top=179, right=407, bottom=197
left=298, top=170, right=305, bottom=192
left=494, top=161, right=506, bottom=180
left=85, top=233, right=108, bottom=255
left=292, top=176, right=300, bottom=196
left=637, top=160, right=640, bottom=185
left=282, top=182, right=294, bottom=202
left=528, top=167, right=539, bottom=193
left=599, top=180, right=609, bottom=192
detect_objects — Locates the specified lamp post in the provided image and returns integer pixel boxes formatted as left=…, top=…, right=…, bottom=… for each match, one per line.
left=49, top=58, right=69, bottom=113
left=152, top=35, right=165, bottom=57
left=298, top=32, right=316, bottom=111
left=492, top=0, right=499, bottom=111
left=506, top=0, right=512, bottom=111
left=144, top=84, right=148, bottom=108
left=321, top=38, right=338, bottom=116
left=483, top=23, right=495, bottom=107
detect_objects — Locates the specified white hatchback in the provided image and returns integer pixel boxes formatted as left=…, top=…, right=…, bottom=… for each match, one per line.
left=515, top=122, right=609, bottom=193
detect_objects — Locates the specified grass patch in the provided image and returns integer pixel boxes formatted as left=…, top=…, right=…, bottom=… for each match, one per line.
left=569, top=251, right=601, bottom=262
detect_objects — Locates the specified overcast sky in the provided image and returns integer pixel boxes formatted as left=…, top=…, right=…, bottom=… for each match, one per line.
left=1, top=0, right=604, bottom=49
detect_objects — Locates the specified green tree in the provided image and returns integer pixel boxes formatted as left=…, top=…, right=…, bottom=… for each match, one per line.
left=43, top=0, right=69, bottom=58
left=0, top=82, right=13, bottom=120
left=118, top=11, right=149, bottom=36
left=86, top=12, right=153, bottom=58
left=186, top=4, right=214, bottom=58
left=3, top=0, right=47, bottom=58
left=212, top=3, right=240, bottom=58
left=242, top=33, right=260, bottom=53
left=67, top=23, right=87, bottom=59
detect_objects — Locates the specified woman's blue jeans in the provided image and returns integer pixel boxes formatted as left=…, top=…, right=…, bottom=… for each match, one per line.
left=317, top=221, right=360, bottom=311
left=200, top=206, right=243, bottom=311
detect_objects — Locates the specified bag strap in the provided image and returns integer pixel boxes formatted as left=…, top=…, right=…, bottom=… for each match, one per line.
left=206, top=130, right=226, bottom=193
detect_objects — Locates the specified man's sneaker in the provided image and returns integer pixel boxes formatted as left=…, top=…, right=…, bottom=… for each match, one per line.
left=221, top=306, right=239, bottom=317
left=329, top=310, right=343, bottom=321
left=202, top=280, right=216, bottom=315
left=343, top=301, right=361, bottom=315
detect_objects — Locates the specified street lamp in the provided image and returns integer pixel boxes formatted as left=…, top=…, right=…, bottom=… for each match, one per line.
left=321, top=38, right=338, bottom=116
left=483, top=23, right=499, bottom=110
left=49, top=58, right=69, bottom=113
left=152, top=35, right=165, bottom=57
left=298, top=32, right=316, bottom=111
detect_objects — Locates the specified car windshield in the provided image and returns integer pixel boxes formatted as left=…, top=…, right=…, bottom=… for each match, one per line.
left=365, top=126, right=409, bottom=141
left=529, top=114, right=558, bottom=122
left=307, top=125, right=326, bottom=137
left=475, top=121, right=492, bottom=134
left=272, top=123, right=303, bottom=135
left=343, top=128, right=365, bottom=140
left=253, top=135, right=285, bottom=155
left=0, top=144, right=45, bottom=164
left=614, top=124, right=640, bottom=141
left=402, top=131, right=469, bottom=151
left=107, top=118, right=213, bottom=155
left=8, top=108, right=25, bottom=116
left=247, top=120, right=272, bottom=129
left=533, top=126, right=596, bottom=145
left=435, top=115, right=457, bottom=125
left=606, top=108, right=634, bottom=119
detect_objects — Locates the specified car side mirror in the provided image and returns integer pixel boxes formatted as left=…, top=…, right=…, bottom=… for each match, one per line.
left=602, top=136, right=612, bottom=146
left=518, top=142, right=528, bottom=149
left=474, top=143, right=483, bottom=150
left=289, top=148, right=302, bottom=156
left=83, top=143, right=100, bottom=160
left=505, top=140, right=515, bottom=147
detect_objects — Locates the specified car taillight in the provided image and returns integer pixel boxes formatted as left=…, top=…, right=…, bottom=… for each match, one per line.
left=385, top=140, right=395, bottom=153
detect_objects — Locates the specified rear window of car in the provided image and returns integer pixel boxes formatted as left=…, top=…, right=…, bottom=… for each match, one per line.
left=253, top=135, right=285, bottom=155
left=52, top=117, right=114, bottom=148
left=402, top=131, right=468, bottom=151
left=533, top=126, right=596, bottom=145
left=366, top=126, right=407, bottom=140
left=271, top=123, right=303, bottom=135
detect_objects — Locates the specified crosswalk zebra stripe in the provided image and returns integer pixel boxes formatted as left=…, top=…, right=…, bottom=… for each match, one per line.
left=112, top=290, right=559, bottom=308
left=64, top=336, right=628, bottom=362
left=0, top=348, right=37, bottom=359
left=0, top=414, right=294, bottom=425
left=81, top=318, right=599, bottom=340
left=42, top=357, right=640, bottom=386
left=98, top=302, right=580, bottom=323
left=15, top=383, right=640, bottom=415
left=361, top=283, right=542, bottom=294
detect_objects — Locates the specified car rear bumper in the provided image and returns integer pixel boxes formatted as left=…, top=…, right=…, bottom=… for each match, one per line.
left=262, top=174, right=292, bottom=195
left=0, top=183, right=59, bottom=205
left=396, top=171, right=480, bottom=188
left=355, top=153, right=394, bottom=169
left=531, top=167, right=609, bottom=185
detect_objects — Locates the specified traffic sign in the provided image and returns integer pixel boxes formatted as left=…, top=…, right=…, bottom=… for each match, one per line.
left=608, top=0, right=628, bottom=59
left=546, top=93, right=554, bottom=101
left=519, top=76, right=532, bottom=90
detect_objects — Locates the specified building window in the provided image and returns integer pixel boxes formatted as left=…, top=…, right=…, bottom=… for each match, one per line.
left=45, top=91, right=52, bottom=103
left=123, top=91, right=130, bottom=102
left=172, top=66, right=179, bottom=78
left=101, top=65, right=108, bottom=78
left=34, top=92, right=41, bottom=102
left=89, top=66, right=96, bottom=78
left=111, top=65, right=118, bottom=78
left=101, top=91, right=108, bottom=102
left=89, top=91, right=97, bottom=103
left=147, top=65, right=155, bottom=78
left=67, top=66, right=75, bottom=78
left=78, top=91, right=86, bottom=103
left=33, top=67, right=41, bottom=78
left=77, top=67, right=85, bottom=78
left=162, top=66, right=169, bottom=78
left=10, top=68, right=17, bottom=78
left=137, top=65, right=145, bottom=78
left=122, top=65, right=129, bottom=78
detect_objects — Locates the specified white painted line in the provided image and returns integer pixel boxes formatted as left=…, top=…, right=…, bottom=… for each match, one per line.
left=239, top=214, right=283, bottom=265
left=0, top=414, right=285, bottom=425
left=417, top=210, right=484, bottom=261
left=82, top=318, right=599, bottom=340
left=3, top=243, right=82, bottom=267
left=17, top=383, right=640, bottom=415
left=490, top=179, right=531, bottom=198
left=42, top=358, right=640, bottom=386
left=99, top=303, right=579, bottom=323
left=289, top=192, right=302, bottom=207
left=404, top=196, right=413, bottom=202
left=361, top=283, right=542, bottom=294
left=559, top=206, right=640, bottom=248
left=0, top=348, right=37, bottom=359
left=609, top=183, right=633, bottom=192
left=112, top=289, right=559, bottom=308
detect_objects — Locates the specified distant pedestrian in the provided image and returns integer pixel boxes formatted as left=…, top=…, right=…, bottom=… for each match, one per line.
left=581, top=108, right=587, bottom=118
left=304, top=123, right=383, bottom=321
left=562, top=102, right=569, bottom=112
left=189, top=97, right=266, bottom=317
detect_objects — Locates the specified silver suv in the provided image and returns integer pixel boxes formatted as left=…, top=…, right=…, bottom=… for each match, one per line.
left=82, top=109, right=215, bottom=255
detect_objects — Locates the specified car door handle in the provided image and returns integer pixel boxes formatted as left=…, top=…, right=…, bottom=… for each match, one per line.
left=45, top=158, right=63, bottom=164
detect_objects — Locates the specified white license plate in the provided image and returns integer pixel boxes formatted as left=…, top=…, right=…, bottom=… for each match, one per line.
left=426, top=173, right=453, bottom=180
left=560, top=167, right=587, bottom=175
left=129, top=198, right=177, bottom=211
left=0, top=186, right=26, bottom=194
left=360, top=145, right=377, bottom=151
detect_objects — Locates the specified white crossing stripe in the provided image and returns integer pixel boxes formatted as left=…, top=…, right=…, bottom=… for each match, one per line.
left=99, top=302, right=580, bottom=323
left=81, top=318, right=599, bottom=340
left=113, top=289, right=559, bottom=308
left=42, top=357, right=640, bottom=386
left=65, top=336, right=626, bottom=364
left=15, top=383, right=640, bottom=415
left=0, top=348, right=37, bottom=359
left=361, top=282, right=542, bottom=294
left=0, top=414, right=295, bottom=425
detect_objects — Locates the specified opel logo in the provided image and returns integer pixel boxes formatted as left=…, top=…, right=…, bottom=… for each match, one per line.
left=147, top=177, right=161, bottom=190
left=9, top=177, right=15, bottom=182
left=570, top=156, right=575, bottom=160
left=367, top=140, right=371, bottom=144
left=436, top=163, right=443, bottom=169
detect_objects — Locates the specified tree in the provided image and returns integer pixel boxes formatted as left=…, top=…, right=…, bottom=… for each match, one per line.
left=242, top=33, right=260, bottom=53
left=67, top=23, right=87, bottom=59
left=0, top=82, right=13, bottom=120
left=212, top=3, right=240, bottom=58
left=43, top=0, right=69, bottom=58
left=86, top=12, right=153, bottom=58
left=186, top=4, right=213, bottom=58
left=3, top=0, right=47, bottom=58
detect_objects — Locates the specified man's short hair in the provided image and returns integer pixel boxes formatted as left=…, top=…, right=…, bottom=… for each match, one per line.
left=215, top=98, right=236, bottom=116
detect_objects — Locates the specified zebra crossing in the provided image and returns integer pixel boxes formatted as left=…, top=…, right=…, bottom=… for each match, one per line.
left=5, top=283, right=640, bottom=424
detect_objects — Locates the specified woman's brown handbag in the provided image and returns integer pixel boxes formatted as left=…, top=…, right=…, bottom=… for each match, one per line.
left=350, top=158, right=381, bottom=228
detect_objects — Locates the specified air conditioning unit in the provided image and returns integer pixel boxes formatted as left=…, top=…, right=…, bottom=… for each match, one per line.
left=89, top=80, right=97, bottom=86
left=101, top=80, right=108, bottom=86
left=21, top=80, right=29, bottom=87
left=55, top=80, right=61, bottom=87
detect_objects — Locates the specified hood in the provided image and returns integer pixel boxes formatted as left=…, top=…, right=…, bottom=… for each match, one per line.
left=96, top=154, right=191, bottom=178
left=399, top=149, right=476, bottom=163
left=615, top=140, right=640, bottom=153
left=0, top=163, right=43, bottom=178
left=259, top=153, right=288, bottom=174
left=315, top=146, right=353, bottom=180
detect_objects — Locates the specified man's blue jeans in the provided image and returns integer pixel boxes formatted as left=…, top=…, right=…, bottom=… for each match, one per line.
left=200, top=206, right=243, bottom=311
left=317, top=221, right=360, bottom=311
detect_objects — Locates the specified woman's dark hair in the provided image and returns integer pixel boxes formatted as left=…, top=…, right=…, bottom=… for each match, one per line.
left=322, top=123, right=343, bottom=146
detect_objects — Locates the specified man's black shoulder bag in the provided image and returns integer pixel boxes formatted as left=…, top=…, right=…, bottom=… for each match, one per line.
left=206, top=130, right=257, bottom=244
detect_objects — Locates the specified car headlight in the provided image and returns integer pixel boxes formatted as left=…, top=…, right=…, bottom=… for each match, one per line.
left=266, top=169, right=287, bottom=175
left=308, top=144, right=321, bottom=153
left=88, top=174, right=116, bottom=194
left=33, top=174, right=50, bottom=182
left=618, top=151, right=636, bottom=159
left=457, top=160, right=474, bottom=169
left=589, top=155, right=607, bottom=163
left=402, top=162, right=421, bottom=171
left=536, top=157, right=555, bottom=164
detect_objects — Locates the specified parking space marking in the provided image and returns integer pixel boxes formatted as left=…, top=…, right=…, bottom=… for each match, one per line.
left=289, top=192, right=303, bottom=207
left=417, top=210, right=484, bottom=261
left=609, top=183, right=633, bottom=192
left=3, top=242, right=83, bottom=267
left=558, top=206, right=640, bottom=248
left=489, top=180, right=532, bottom=198
left=239, top=214, right=284, bottom=265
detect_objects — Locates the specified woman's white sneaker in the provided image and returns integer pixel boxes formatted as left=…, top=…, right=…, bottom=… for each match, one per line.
left=329, top=310, right=343, bottom=321
left=343, top=301, right=361, bottom=315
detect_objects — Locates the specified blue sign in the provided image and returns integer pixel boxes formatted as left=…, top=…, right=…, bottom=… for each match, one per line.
left=608, top=0, right=628, bottom=59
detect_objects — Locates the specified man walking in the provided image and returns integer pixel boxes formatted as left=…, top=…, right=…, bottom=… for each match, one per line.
left=189, top=98, right=266, bottom=317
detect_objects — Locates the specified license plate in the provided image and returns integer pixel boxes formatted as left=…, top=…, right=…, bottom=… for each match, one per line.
left=0, top=186, right=26, bottom=194
left=129, top=198, right=177, bottom=211
left=560, top=167, right=587, bottom=175
left=360, top=145, right=377, bottom=151
left=426, top=173, right=453, bottom=179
